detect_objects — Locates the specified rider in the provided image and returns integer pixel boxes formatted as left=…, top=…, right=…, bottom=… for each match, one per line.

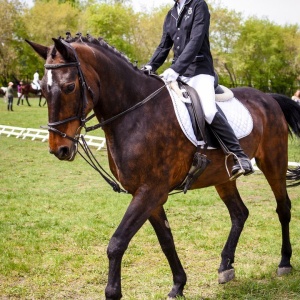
left=33, top=70, right=41, bottom=90
left=143, top=0, right=254, bottom=180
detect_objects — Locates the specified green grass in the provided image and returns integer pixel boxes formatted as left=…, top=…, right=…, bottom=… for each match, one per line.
left=1, top=98, right=300, bottom=299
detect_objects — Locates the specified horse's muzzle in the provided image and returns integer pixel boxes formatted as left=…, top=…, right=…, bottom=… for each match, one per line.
left=49, top=143, right=78, bottom=161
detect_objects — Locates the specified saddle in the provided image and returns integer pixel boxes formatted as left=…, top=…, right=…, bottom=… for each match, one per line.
left=170, top=79, right=233, bottom=193
left=171, top=80, right=231, bottom=149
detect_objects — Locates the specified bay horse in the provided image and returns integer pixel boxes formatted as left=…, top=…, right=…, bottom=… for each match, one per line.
left=17, top=83, right=46, bottom=107
left=26, top=35, right=300, bottom=300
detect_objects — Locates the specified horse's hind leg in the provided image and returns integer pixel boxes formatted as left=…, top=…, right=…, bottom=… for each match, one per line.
left=256, top=154, right=292, bottom=275
left=214, top=181, right=249, bottom=283
left=148, top=205, right=187, bottom=299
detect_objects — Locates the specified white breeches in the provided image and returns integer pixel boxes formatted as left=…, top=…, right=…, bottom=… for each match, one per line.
left=180, top=74, right=217, bottom=124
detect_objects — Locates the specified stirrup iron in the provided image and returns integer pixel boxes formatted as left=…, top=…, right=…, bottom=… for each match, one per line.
left=225, top=152, right=245, bottom=181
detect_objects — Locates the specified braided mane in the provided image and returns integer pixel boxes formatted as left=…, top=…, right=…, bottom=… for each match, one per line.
left=61, top=32, right=133, bottom=66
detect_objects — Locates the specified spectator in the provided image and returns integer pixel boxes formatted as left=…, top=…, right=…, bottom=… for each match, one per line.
left=7, top=82, right=14, bottom=111
left=17, top=81, right=25, bottom=105
left=291, top=89, right=300, bottom=104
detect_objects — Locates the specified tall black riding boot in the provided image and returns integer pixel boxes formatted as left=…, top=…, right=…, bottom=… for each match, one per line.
left=210, top=112, right=254, bottom=180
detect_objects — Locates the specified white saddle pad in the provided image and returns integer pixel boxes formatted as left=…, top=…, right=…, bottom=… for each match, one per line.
left=166, top=84, right=253, bottom=147
left=31, top=83, right=38, bottom=90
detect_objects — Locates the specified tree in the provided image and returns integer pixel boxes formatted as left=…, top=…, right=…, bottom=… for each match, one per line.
left=0, top=0, right=27, bottom=85
left=232, top=18, right=300, bottom=93
left=21, top=0, right=80, bottom=79
left=208, top=4, right=243, bottom=87
left=81, top=3, right=137, bottom=60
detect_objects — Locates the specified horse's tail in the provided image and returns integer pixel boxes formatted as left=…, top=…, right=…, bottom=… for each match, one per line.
left=268, top=93, right=300, bottom=137
left=268, top=93, right=300, bottom=187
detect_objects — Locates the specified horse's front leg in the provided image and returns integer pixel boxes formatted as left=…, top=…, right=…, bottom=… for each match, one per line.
left=149, top=205, right=187, bottom=299
left=215, top=181, right=249, bottom=284
left=105, top=186, right=168, bottom=300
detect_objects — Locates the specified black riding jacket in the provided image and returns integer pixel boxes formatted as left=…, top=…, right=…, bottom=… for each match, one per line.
left=147, top=0, right=214, bottom=77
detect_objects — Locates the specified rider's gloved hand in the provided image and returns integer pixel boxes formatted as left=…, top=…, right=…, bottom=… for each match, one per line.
left=141, top=65, right=152, bottom=71
left=160, top=68, right=179, bottom=82
left=141, top=65, right=152, bottom=74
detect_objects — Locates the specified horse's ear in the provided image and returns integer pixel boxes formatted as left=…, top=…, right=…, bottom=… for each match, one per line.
left=25, top=40, right=49, bottom=60
left=52, top=38, right=76, bottom=62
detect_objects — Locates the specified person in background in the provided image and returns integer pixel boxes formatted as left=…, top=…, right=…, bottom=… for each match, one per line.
left=143, top=0, right=253, bottom=180
left=7, top=82, right=14, bottom=111
left=33, top=70, right=41, bottom=90
left=291, top=89, right=300, bottom=104
left=17, top=81, right=24, bottom=105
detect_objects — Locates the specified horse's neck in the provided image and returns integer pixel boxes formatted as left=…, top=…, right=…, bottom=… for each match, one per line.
left=96, top=63, right=157, bottom=118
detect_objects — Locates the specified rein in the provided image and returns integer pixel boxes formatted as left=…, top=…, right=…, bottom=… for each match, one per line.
left=85, top=84, right=167, bottom=132
left=42, top=40, right=167, bottom=193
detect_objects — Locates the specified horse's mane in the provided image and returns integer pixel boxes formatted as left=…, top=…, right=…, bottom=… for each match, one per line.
left=60, top=32, right=134, bottom=67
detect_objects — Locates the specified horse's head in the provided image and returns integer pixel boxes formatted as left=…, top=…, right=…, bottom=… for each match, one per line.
left=25, top=38, right=96, bottom=161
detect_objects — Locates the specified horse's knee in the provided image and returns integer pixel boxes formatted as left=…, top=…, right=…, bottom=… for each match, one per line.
left=107, top=236, right=127, bottom=260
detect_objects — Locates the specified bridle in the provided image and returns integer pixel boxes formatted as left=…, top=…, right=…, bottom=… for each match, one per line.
left=42, top=40, right=91, bottom=143
left=41, top=39, right=167, bottom=193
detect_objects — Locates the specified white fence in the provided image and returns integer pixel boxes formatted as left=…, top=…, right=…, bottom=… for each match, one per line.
left=0, top=125, right=106, bottom=150
left=1, top=125, right=299, bottom=167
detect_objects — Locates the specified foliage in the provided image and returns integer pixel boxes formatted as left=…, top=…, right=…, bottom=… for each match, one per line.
left=21, top=0, right=81, bottom=79
left=209, top=4, right=243, bottom=87
left=229, top=19, right=300, bottom=93
left=0, top=0, right=27, bottom=85
left=81, top=3, right=137, bottom=60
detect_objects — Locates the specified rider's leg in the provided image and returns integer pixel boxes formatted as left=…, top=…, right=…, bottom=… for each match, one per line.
left=180, top=74, right=254, bottom=180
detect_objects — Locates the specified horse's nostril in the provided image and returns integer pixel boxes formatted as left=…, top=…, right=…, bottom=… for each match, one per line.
left=57, top=146, right=69, bottom=158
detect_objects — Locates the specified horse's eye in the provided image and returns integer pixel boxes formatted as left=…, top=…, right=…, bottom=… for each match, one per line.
left=63, top=83, right=75, bottom=94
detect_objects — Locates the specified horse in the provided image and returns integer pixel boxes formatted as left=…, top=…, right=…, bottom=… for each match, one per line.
left=26, top=35, right=300, bottom=300
left=17, top=83, right=46, bottom=107
left=0, top=87, right=7, bottom=99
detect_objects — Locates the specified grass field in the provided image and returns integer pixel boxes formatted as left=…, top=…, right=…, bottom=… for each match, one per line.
left=1, top=98, right=300, bottom=299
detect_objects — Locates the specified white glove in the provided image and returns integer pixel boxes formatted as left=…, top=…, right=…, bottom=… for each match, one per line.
left=141, top=65, right=152, bottom=71
left=160, top=68, right=179, bottom=82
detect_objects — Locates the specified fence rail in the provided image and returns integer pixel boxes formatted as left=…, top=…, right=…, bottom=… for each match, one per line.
left=0, top=125, right=106, bottom=150
left=1, top=125, right=299, bottom=168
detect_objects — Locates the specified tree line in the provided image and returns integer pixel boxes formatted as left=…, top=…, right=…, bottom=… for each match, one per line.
left=1, top=0, right=299, bottom=95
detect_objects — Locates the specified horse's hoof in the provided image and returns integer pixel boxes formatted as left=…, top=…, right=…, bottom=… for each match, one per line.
left=167, top=296, right=185, bottom=300
left=277, top=266, right=292, bottom=276
left=218, top=269, right=235, bottom=284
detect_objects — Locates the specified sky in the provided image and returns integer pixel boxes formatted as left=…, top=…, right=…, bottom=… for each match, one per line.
left=132, top=0, right=299, bottom=26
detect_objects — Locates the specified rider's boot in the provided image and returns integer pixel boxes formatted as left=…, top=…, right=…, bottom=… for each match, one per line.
left=210, top=112, right=254, bottom=180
